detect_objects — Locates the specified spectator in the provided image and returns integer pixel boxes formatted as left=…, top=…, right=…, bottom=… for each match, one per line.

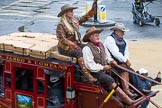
left=138, top=68, right=161, bottom=93
left=136, top=68, right=161, bottom=108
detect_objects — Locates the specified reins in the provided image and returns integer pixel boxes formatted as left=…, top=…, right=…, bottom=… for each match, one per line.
left=116, top=65, right=162, bottom=85
left=111, top=66, right=162, bottom=108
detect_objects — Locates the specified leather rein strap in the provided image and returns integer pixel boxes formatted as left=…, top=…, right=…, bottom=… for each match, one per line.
left=111, top=66, right=162, bottom=108
left=116, top=65, right=162, bottom=85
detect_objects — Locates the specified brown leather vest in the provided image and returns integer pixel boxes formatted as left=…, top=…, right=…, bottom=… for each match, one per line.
left=87, top=42, right=107, bottom=65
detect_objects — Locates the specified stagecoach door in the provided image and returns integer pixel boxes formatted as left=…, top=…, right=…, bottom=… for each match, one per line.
left=11, top=62, right=37, bottom=108
left=0, top=60, right=35, bottom=108
left=5, top=62, right=46, bottom=108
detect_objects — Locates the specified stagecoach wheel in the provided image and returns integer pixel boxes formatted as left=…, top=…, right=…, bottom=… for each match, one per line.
left=155, top=18, right=160, bottom=26
left=139, top=21, right=143, bottom=26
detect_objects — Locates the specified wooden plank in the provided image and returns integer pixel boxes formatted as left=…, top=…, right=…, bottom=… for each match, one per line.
left=0, top=36, right=13, bottom=50
left=9, top=32, right=57, bottom=39
left=29, top=41, right=57, bottom=59
left=13, top=42, right=34, bottom=55
left=1, top=40, right=21, bottom=52
left=50, top=51, right=77, bottom=63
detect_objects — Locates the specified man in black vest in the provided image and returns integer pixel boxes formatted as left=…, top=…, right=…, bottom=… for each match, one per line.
left=104, top=23, right=136, bottom=98
left=82, top=26, right=135, bottom=105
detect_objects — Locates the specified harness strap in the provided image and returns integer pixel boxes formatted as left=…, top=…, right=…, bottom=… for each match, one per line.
left=111, top=68, right=162, bottom=108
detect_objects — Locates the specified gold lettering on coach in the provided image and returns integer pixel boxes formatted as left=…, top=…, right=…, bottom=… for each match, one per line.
left=4, top=56, right=68, bottom=70
left=58, top=65, right=68, bottom=70
left=6, top=56, right=25, bottom=63
left=27, top=60, right=32, bottom=64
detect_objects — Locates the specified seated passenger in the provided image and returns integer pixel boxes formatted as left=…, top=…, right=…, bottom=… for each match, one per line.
left=131, top=68, right=161, bottom=108
left=138, top=68, right=161, bottom=93
left=56, top=3, right=97, bottom=82
left=82, top=26, right=135, bottom=105
left=48, top=75, right=64, bottom=106
left=130, top=68, right=161, bottom=94
left=104, top=23, right=136, bottom=98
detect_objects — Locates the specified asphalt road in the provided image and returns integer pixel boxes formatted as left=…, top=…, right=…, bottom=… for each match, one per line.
left=0, top=0, right=16, bottom=7
left=0, top=0, right=162, bottom=40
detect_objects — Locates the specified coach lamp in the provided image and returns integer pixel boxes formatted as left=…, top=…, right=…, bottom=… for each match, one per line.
left=66, top=87, right=75, bottom=101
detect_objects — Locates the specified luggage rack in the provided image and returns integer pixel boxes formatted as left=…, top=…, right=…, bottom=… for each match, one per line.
left=0, top=32, right=77, bottom=63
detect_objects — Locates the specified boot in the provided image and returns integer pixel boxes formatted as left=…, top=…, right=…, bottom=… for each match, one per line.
left=110, top=83, right=134, bottom=105
left=120, top=72, right=135, bottom=98
left=78, top=57, right=97, bottom=82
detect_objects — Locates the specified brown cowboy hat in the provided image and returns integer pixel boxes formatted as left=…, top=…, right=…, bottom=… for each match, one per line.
left=83, top=26, right=103, bottom=42
left=57, top=4, right=78, bottom=17
left=110, top=23, right=129, bottom=32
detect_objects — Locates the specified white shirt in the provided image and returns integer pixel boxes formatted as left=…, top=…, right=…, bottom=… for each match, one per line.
left=82, top=44, right=114, bottom=73
left=104, top=36, right=129, bottom=63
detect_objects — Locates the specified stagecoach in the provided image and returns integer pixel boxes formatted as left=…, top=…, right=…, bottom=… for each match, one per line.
left=0, top=32, right=159, bottom=108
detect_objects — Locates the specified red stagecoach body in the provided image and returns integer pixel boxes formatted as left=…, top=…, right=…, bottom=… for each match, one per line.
left=0, top=32, right=159, bottom=108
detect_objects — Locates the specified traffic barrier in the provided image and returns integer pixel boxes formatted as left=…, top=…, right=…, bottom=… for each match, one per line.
left=98, top=5, right=107, bottom=23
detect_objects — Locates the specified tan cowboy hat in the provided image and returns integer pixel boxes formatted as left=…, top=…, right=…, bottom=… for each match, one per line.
left=83, top=26, right=103, bottom=42
left=57, top=4, right=78, bottom=17
left=110, top=23, right=129, bottom=32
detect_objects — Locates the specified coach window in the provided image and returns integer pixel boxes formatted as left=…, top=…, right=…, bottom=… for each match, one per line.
left=5, top=73, right=11, bottom=88
left=15, top=68, right=33, bottom=92
left=37, top=80, right=44, bottom=94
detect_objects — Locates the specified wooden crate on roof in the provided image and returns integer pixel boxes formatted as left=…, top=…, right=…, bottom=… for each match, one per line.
left=22, top=38, right=43, bottom=45
left=34, top=33, right=57, bottom=40
left=10, top=35, right=36, bottom=42
left=13, top=42, right=34, bottom=55
left=0, top=40, right=21, bottom=52
left=0, top=36, right=10, bottom=50
left=29, top=41, right=58, bottom=59
left=9, top=32, right=36, bottom=38
left=50, top=51, right=77, bottom=63
left=0, top=32, right=59, bottom=59
left=10, top=32, right=57, bottom=40
left=10, top=32, right=58, bottom=43
left=7, top=34, right=43, bottom=45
